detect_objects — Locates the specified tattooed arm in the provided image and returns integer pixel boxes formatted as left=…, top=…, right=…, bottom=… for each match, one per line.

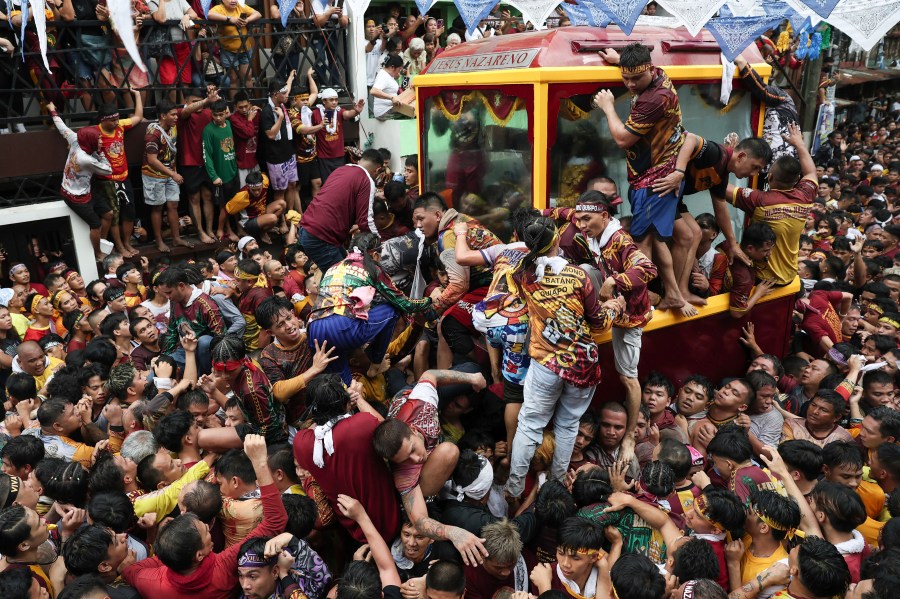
left=727, top=563, right=790, bottom=599
left=402, top=485, right=488, bottom=566
left=418, top=369, right=487, bottom=391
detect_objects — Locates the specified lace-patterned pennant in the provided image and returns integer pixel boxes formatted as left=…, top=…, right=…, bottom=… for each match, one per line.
left=587, top=0, right=646, bottom=35
left=706, top=13, right=786, bottom=62
left=563, top=0, right=611, bottom=26
left=828, top=0, right=900, bottom=51
left=506, top=0, right=563, bottom=27
left=344, top=0, right=371, bottom=19
left=724, top=0, right=755, bottom=17
left=28, top=0, right=49, bottom=72
left=794, top=0, right=841, bottom=19
left=655, top=0, right=727, bottom=36
left=414, top=0, right=438, bottom=19
left=453, top=0, right=502, bottom=34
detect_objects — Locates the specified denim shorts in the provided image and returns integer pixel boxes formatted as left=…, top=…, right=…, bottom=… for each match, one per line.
left=142, top=174, right=180, bottom=206
left=220, top=49, right=252, bottom=69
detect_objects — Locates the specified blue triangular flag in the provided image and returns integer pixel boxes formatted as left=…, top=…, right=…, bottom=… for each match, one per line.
left=453, top=0, right=501, bottom=34
left=415, top=0, right=437, bottom=17
left=279, top=0, right=298, bottom=27
left=706, top=13, right=786, bottom=62
left=19, top=0, right=27, bottom=62
left=794, top=0, right=840, bottom=19
left=200, top=0, right=212, bottom=17
left=586, top=0, right=645, bottom=35
left=571, top=0, right=611, bottom=25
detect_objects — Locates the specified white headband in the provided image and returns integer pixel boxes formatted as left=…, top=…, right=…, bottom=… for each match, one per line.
left=453, top=456, right=493, bottom=501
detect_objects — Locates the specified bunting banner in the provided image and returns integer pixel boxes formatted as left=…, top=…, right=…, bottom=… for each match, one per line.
left=29, top=0, right=49, bottom=72
left=279, top=0, right=297, bottom=26
left=18, top=0, right=27, bottom=62
left=344, top=0, right=370, bottom=20
left=453, top=0, right=501, bottom=33
left=784, top=0, right=822, bottom=29
left=564, top=0, right=611, bottom=26
left=414, top=0, right=438, bottom=19
left=723, top=0, right=754, bottom=17
left=585, top=0, right=646, bottom=35
left=506, top=0, right=563, bottom=28
left=655, top=0, right=726, bottom=36
left=706, top=12, right=787, bottom=62
left=828, top=0, right=900, bottom=51
left=794, top=0, right=841, bottom=19
left=108, top=0, right=147, bottom=72
left=200, top=0, right=212, bottom=17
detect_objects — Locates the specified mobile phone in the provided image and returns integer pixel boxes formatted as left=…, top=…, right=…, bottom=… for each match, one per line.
left=404, top=61, right=410, bottom=69
left=437, top=18, right=443, bottom=28
left=179, top=322, right=192, bottom=338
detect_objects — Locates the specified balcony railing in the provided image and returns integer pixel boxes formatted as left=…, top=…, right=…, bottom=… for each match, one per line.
left=0, top=17, right=353, bottom=128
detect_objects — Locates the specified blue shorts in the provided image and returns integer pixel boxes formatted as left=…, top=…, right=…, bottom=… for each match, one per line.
left=221, top=49, right=252, bottom=69
left=628, top=183, right=683, bottom=240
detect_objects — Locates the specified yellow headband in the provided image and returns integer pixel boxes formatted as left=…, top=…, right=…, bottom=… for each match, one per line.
left=30, top=294, right=45, bottom=315
left=752, top=505, right=802, bottom=539
left=234, top=268, right=260, bottom=282
left=694, top=494, right=725, bottom=532
left=539, top=230, right=561, bottom=255
left=879, top=316, right=900, bottom=329
left=50, top=290, right=67, bottom=310
left=620, top=63, right=652, bottom=75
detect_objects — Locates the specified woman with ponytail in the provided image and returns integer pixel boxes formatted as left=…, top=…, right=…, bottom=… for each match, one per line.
left=308, top=232, right=433, bottom=384
left=505, top=216, right=625, bottom=500
left=196, top=334, right=288, bottom=451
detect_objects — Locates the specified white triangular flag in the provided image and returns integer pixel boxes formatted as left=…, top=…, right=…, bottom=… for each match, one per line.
left=108, top=0, right=147, bottom=72
left=29, top=0, right=50, bottom=73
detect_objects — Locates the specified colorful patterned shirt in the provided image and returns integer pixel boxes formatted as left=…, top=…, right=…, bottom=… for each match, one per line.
left=729, top=179, right=817, bottom=286
left=387, top=381, right=441, bottom=494
left=308, top=254, right=431, bottom=323
left=683, top=137, right=731, bottom=198
left=517, top=265, right=617, bottom=387
left=432, top=209, right=501, bottom=315
left=623, top=67, right=685, bottom=189
left=234, top=364, right=286, bottom=442
left=161, top=287, right=226, bottom=353
left=589, top=227, right=657, bottom=329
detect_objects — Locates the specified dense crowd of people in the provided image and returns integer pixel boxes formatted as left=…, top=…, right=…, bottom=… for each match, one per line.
left=0, top=26, right=898, bottom=599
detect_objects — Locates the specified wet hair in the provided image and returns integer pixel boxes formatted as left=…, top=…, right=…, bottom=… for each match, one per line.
left=63, top=524, right=115, bottom=576
left=749, top=489, right=801, bottom=541
left=87, top=490, right=136, bottom=533
left=282, top=494, right=318, bottom=539
left=736, top=137, right=773, bottom=163
left=741, top=221, right=777, bottom=249
left=37, top=398, right=73, bottom=428
left=0, top=505, right=30, bottom=556
left=656, top=438, right=691, bottom=480
left=106, top=363, right=136, bottom=401
left=180, top=480, right=222, bottom=524
left=154, top=410, right=195, bottom=453
left=5, top=373, right=36, bottom=402
left=176, top=389, right=210, bottom=412
left=682, top=374, right=715, bottom=403
left=535, top=480, right=576, bottom=528
left=610, top=554, right=666, bottom=599
left=372, top=419, right=413, bottom=460
left=216, top=448, right=256, bottom=485
left=349, top=232, right=383, bottom=282
left=707, top=427, right=753, bottom=464
left=137, top=452, right=165, bottom=491
left=0, top=567, right=33, bottom=596
left=811, top=389, right=847, bottom=418
left=822, top=440, right=864, bottom=470
left=154, top=266, right=188, bottom=288
left=425, top=560, right=465, bottom=596
left=572, top=467, right=612, bottom=507
left=307, top=374, right=350, bottom=425
left=1, top=435, right=44, bottom=471
left=154, top=513, right=203, bottom=572
left=84, top=337, right=116, bottom=368
left=643, top=370, right=675, bottom=398
left=337, top=560, right=382, bottom=599
left=510, top=206, right=540, bottom=241
left=640, top=460, right=675, bottom=497
left=794, top=536, right=851, bottom=598
left=671, top=538, right=720, bottom=583
left=87, top=453, right=127, bottom=495
left=699, top=486, right=746, bottom=532
left=557, top=516, right=604, bottom=553
left=877, top=443, right=900, bottom=483
left=619, top=42, right=652, bottom=69
left=881, top=516, right=900, bottom=550
left=452, top=449, right=485, bottom=488
left=745, top=370, right=778, bottom=394
left=808, top=481, right=866, bottom=532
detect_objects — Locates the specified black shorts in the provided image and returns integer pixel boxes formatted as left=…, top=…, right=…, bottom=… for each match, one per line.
left=243, top=217, right=263, bottom=237
left=93, top=179, right=136, bottom=225
left=297, top=159, right=321, bottom=187
left=182, top=166, right=212, bottom=195
left=212, top=177, right=240, bottom=207
left=64, top=195, right=110, bottom=230
left=503, top=378, right=524, bottom=404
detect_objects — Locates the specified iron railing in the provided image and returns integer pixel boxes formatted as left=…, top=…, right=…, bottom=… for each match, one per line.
left=0, top=17, right=353, bottom=128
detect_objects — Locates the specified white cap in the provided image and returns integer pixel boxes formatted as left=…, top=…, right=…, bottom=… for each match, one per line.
left=871, top=164, right=885, bottom=172
left=238, top=236, right=255, bottom=251
left=319, top=88, right=339, bottom=100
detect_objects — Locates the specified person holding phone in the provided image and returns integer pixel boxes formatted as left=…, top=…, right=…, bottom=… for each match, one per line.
left=402, top=38, right=427, bottom=77
left=310, top=0, right=349, bottom=86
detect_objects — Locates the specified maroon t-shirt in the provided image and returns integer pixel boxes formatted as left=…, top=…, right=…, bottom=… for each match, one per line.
left=294, top=413, right=400, bottom=543
left=178, top=107, right=213, bottom=167
left=311, top=107, right=345, bottom=160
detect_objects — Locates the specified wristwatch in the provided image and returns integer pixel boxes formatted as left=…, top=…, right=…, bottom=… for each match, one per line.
left=226, top=16, right=232, bottom=23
